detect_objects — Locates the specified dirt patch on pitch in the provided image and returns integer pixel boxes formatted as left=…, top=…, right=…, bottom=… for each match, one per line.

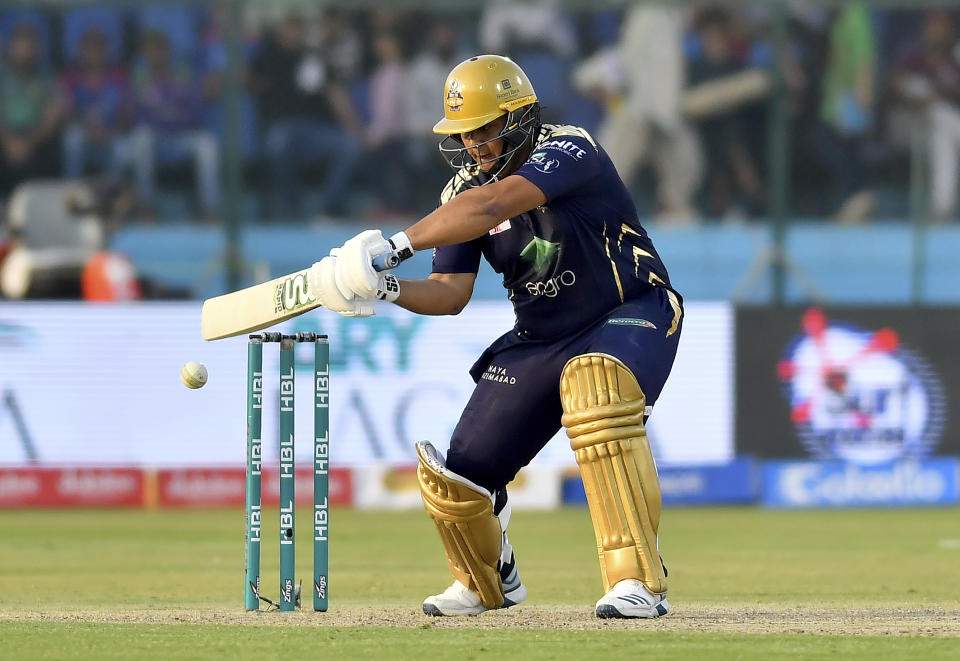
left=4, top=605, right=959, bottom=637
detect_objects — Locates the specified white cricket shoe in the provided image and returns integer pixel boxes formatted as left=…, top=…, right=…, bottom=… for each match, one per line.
left=594, top=579, right=669, bottom=619
left=422, top=546, right=527, bottom=616
left=421, top=578, right=527, bottom=617
left=421, top=580, right=485, bottom=616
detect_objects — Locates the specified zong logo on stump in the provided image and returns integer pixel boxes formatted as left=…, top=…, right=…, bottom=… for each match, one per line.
left=777, top=309, right=945, bottom=463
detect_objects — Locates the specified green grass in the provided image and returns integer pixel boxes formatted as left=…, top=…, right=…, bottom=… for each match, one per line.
left=1, top=507, right=958, bottom=659
left=1, top=623, right=959, bottom=661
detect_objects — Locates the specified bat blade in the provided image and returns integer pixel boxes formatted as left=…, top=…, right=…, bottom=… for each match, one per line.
left=201, top=268, right=320, bottom=340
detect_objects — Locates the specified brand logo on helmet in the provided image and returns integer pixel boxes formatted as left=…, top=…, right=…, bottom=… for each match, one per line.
left=446, top=79, right=464, bottom=111
left=501, top=79, right=511, bottom=90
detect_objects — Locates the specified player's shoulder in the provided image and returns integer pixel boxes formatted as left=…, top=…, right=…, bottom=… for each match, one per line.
left=439, top=168, right=482, bottom=205
left=534, top=123, right=601, bottom=155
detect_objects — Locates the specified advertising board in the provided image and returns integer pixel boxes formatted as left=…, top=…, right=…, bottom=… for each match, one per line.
left=0, top=302, right=733, bottom=467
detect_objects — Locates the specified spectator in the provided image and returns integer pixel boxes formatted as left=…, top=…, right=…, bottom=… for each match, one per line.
left=0, top=24, right=63, bottom=196
left=129, top=30, right=220, bottom=219
left=404, top=19, right=463, bottom=208
left=687, top=9, right=764, bottom=218
left=318, top=10, right=362, bottom=82
left=572, top=6, right=702, bottom=221
left=61, top=29, right=134, bottom=181
left=363, top=31, right=412, bottom=215
left=197, top=3, right=231, bottom=103
left=893, top=10, right=960, bottom=221
left=815, top=3, right=876, bottom=222
left=195, top=3, right=261, bottom=160
left=479, top=0, right=577, bottom=59
left=196, top=4, right=260, bottom=91
left=252, top=14, right=362, bottom=219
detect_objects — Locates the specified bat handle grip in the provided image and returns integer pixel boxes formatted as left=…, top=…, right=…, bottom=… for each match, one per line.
left=372, top=252, right=401, bottom=271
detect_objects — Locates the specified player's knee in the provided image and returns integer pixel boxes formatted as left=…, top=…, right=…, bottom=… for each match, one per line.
left=560, top=353, right=646, bottom=425
left=445, top=446, right=507, bottom=494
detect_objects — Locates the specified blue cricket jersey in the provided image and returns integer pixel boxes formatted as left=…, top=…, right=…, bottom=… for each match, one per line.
left=432, top=123, right=679, bottom=342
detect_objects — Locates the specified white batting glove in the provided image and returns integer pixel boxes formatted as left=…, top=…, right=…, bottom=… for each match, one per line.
left=307, top=255, right=376, bottom=317
left=376, top=272, right=401, bottom=302
left=334, top=229, right=414, bottom=300
left=330, top=254, right=400, bottom=303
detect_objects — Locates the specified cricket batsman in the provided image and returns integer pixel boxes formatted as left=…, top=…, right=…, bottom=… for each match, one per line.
left=308, top=55, right=683, bottom=618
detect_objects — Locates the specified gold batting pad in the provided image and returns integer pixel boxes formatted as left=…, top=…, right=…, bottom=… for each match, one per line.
left=560, top=354, right=667, bottom=595
left=415, top=442, right=505, bottom=609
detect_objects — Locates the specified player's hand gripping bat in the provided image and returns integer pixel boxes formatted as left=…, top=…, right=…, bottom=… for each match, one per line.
left=200, top=253, right=398, bottom=341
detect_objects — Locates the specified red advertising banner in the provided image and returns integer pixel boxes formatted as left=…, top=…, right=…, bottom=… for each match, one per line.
left=0, top=468, right=144, bottom=507
left=0, top=466, right=354, bottom=508
left=155, top=466, right=354, bottom=508
left=154, top=468, right=245, bottom=507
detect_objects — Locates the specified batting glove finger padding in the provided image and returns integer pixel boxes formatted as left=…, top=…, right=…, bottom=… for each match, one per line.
left=308, top=255, right=376, bottom=318
left=334, top=229, right=391, bottom=300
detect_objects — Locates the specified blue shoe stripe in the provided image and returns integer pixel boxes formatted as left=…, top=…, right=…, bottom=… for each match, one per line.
left=499, top=552, right=522, bottom=593
left=501, top=566, right=520, bottom=590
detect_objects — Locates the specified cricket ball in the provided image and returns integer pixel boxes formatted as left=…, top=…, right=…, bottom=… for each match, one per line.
left=181, top=361, right=208, bottom=389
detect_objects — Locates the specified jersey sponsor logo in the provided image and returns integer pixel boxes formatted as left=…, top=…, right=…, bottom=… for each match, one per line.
left=446, top=79, right=464, bottom=111
left=539, top=139, right=587, bottom=160
left=525, top=269, right=576, bottom=298
left=275, top=272, right=315, bottom=313
left=607, top=318, right=657, bottom=329
left=519, top=236, right=560, bottom=271
left=489, top=219, right=512, bottom=235
left=530, top=151, right=560, bottom=173
left=777, top=308, right=945, bottom=463
left=481, top=364, right=517, bottom=385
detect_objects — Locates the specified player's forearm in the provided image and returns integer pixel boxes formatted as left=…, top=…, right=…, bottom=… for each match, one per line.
left=405, top=186, right=504, bottom=250
left=403, top=175, right=546, bottom=251
left=393, top=278, right=471, bottom=315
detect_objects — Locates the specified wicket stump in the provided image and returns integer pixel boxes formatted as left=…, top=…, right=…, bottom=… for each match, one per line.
left=245, top=331, right=330, bottom=612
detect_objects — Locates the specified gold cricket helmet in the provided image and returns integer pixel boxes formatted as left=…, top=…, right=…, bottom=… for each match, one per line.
left=434, top=55, right=541, bottom=183
left=433, top=54, right=538, bottom=135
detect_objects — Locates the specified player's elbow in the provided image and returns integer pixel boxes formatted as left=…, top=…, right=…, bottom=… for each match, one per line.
left=445, top=286, right=474, bottom=315
left=447, top=296, right=470, bottom=315
left=463, top=186, right=507, bottom=228
left=425, top=273, right=475, bottom=315
left=436, top=287, right=469, bottom=315
left=478, top=194, right=505, bottom=226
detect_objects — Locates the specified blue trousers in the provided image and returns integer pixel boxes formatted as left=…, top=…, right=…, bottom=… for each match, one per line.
left=447, top=286, right=683, bottom=492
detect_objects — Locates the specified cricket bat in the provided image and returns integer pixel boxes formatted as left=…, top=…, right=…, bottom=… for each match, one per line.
left=201, top=253, right=399, bottom=341
left=682, top=68, right=771, bottom=120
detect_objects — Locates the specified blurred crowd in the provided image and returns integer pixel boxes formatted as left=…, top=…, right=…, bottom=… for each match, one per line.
left=1, top=2, right=959, bottom=224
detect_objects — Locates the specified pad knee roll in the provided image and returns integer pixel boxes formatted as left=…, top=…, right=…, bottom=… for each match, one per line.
left=416, top=441, right=505, bottom=609
left=560, top=353, right=666, bottom=595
